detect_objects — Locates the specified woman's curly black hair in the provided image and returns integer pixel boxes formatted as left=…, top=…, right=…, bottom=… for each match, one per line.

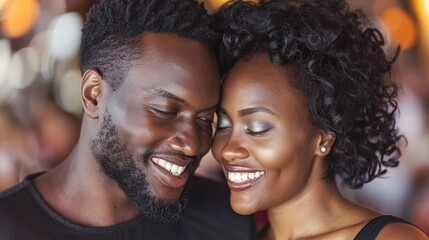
left=80, top=0, right=219, bottom=91
left=216, top=0, right=405, bottom=188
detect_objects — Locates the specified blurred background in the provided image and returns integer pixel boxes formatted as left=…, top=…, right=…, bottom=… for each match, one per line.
left=0, top=0, right=428, bottom=234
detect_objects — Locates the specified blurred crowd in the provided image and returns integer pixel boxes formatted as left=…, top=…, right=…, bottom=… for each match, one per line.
left=0, top=0, right=428, bottom=235
left=0, top=0, right=91, bottom=190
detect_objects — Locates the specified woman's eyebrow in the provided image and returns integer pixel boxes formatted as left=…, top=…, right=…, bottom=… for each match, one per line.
left=238, top=107, right=274, bottom=117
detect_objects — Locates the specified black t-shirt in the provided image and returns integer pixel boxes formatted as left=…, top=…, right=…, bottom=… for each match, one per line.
left=0, top=173, right=256, bottom=240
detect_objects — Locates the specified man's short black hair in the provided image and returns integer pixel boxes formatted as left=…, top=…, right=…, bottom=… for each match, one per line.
left=80, top=0, right=219, bottom=91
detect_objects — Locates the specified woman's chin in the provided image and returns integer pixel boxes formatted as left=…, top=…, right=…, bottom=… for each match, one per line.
left=231, top=199, right=260, bottom=215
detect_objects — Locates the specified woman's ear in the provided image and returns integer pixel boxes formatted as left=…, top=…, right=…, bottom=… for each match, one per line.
left=316, top=130, right=336, bottom=157
left=81, top=69, right=103, bottom=119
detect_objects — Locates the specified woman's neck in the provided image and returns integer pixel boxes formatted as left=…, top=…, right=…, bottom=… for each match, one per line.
left=267, top=178, right=354, bottom=240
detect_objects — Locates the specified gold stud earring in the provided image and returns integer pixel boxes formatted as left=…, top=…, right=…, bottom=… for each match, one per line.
left=321, top=146, right=327, bottom=153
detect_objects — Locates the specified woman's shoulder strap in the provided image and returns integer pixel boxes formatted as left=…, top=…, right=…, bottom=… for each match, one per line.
left=354, top=215, right=412, bottom=240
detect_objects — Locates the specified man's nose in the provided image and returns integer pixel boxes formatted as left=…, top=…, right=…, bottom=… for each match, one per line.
left=168, top=122, right=201, bottom=156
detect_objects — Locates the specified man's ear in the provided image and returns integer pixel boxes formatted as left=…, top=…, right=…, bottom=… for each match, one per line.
left=315, top=130, right=336, bottom=157
left=81, top=69, right=103, bottom=119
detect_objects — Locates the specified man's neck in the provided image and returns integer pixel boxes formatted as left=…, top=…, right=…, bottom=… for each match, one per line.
left=32, top=141, right=139, bottom=227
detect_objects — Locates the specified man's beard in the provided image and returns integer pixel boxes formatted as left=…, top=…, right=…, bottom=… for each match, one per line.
left=91, top=110, right=197, bottom=224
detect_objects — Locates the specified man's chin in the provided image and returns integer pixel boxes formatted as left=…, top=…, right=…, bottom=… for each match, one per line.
left=154, top=189, right=185, bottom=204
left=134, top=194, right=188, bottom=224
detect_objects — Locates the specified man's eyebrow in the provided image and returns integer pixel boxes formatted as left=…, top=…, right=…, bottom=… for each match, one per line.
left=144, top=88, right=189, bottom=106
left=238, top=107, right=274, bottom=117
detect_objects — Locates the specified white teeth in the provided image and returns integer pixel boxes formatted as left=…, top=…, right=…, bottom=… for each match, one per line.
left=158, top=159, right=166, bottom=168
left=248, top=172, right=255, bottom=180
left=227, top=171, right=265, bottom=183
left=235, top=173, right=241, bottom=182
left=165, top=162, right=172, bottom=171
left=152, top=158, right=187, bottom=177
left=171, top=164, right=178, bottom=173
left=228, top=172, right=235, bottom=182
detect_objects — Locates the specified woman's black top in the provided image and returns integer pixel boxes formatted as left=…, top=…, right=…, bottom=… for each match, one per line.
left=354, top=215, right=415, bottom=240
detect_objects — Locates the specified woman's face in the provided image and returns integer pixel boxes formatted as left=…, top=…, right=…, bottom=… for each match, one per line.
left=213, top=55, right=321, bottom=215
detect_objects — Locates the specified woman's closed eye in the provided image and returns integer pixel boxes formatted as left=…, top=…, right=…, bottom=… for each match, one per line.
left=216, top=117, right=231, bottom=130
left=245, top=123, right=273, bottom=136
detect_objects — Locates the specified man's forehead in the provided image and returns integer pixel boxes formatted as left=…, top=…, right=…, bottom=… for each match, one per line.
left=128, top=33, right=215, bottom=77
left=142, top=88, right=189, bottom=106
left=112, top=32, right=219, bottom=107
left=140, top=32, right=211, bottom=58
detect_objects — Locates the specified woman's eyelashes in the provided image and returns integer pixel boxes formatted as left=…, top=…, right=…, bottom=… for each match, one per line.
left=245, top=123, right=273, bottom=136
left=216, top=115, right=273, bottom=136
left=216, top=116, right=231, bottom=130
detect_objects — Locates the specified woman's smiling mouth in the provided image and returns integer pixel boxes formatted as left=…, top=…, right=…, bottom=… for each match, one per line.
left=224, top=166, right=266, bottom=191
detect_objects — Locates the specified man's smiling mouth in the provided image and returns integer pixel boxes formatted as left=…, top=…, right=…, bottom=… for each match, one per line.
left=151, top=157, right=187, bottom=177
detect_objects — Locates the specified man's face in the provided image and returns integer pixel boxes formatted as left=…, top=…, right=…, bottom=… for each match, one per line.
left=91, top=33, right=220, bottom=223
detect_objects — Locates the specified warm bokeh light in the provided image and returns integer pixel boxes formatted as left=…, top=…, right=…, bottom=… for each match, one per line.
left=58, top=70, right=82, bottom=115
left=204, top=0, right=229, bottom=10
left=371, top=0, right=397, bottom=16
left=1, top=0, right=39, bottom=38
left=9, top=47, right=38, bottom=89
left=49, top=13, right=83, bottom=60
left=202, top=0, right=258, bottom=13
left=381, top=6, right=417, bottom=50
left=0, top=39, right=11, bottom=87
left=0, top=0, right=9, bottom=13
left=0, top=39, right=12, bottom=103
left=0, top=0, right=10, bottom=11
left=425, top=0, right=429, bottom=16
left=413, top=0, right=429, bottom=33
left=413, top=0, right=429, bottom=79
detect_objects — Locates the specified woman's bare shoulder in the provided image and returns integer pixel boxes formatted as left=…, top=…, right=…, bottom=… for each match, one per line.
left=377, top=222, right=428, bottom=240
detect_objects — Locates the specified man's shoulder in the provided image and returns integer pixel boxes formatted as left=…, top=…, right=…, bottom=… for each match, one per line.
left=0, top=180, right=30, bottom=206
left=0, top=172, right=47, bottom=211
left=0, top=180, right=38, bottom=238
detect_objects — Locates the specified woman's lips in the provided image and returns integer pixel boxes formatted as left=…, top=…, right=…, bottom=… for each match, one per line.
left=225, top=170, right=265, bottom=191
